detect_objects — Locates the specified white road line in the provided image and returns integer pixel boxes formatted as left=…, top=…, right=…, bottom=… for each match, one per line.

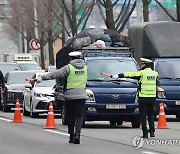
left=142, top=151, right=160, bottom=154
left=44, top=129, right=69, bottom=136
left=0, top=117, right=12, bottom=122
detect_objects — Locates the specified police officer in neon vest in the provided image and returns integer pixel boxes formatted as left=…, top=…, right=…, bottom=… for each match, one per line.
left=112, top=58, right=158, bottom=138
left=36, top=51, right=87, bottom=144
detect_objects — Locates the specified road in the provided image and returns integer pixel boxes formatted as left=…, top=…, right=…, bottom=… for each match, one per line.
left=0, top=112, right=179, bottom=154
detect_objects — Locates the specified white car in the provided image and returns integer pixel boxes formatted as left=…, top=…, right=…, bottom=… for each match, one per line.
left=23, top=73, right=61, bottom=118
left=14, top=61, right=41, bottom=71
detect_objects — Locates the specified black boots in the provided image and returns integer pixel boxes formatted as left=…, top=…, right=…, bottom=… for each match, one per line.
left=74, top=133, right=80, bottom=144
left=69, top=133, right=80, bottom=144
left=143, top=130, right=148, bottom=138
left=142, top=130, right=155, bottom=138
left=149, top=129, right=155, bottom=137
left=69, top=134, right=75, bottom=143
left=149, top=131, right=155, bottom=137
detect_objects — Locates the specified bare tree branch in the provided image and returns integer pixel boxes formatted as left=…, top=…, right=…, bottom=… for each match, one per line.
left=113, top=0, right=120, bottom=7
left=118, top=1, right=136, bottom=32
left=154, top=0, right=176, bottom=21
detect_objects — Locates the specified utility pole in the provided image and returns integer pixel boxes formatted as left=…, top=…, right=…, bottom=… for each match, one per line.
left=34, top=0, right=38, bottom=39
left=136, top=0, right=143, bottom=22
left=18, top=27, right=23, bottom=53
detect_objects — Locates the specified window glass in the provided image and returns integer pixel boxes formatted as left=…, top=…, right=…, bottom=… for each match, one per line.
left=8, top=72, right=36, bottom=84
left=157, top=60, right=180, bottom=78
left=87, top=59, right=138, bottom=80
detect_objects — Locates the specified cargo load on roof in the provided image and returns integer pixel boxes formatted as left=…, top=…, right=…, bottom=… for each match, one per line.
left=128, top=21, right=180, bottom=62
left=56, top=28, right=132, bottom=69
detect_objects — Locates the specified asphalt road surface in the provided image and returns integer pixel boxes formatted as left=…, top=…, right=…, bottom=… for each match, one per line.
left=0, top=112, right=179, bottom=154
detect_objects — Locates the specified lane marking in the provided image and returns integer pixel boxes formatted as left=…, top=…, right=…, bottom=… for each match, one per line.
left=142, top=151, right=160, bottom=154
left=44, top=129, right=69, bottom=136
left=0, top=117, right=12, bottom=122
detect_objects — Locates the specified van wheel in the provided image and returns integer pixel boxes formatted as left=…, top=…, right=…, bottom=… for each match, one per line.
left=131, top=118, right=140, bottom=128
left=117, top=120, right=123, bottom=125
left=176, top=114, right=180, bottom=120
left=109, top=120, right=116, bottom=126
left=62, top=104, right=68, bottom=125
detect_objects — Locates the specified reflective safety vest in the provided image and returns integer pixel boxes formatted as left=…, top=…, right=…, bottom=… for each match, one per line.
left=67, top=64, right=87, bottom=90
left=125, top=68, right=158, bottom=97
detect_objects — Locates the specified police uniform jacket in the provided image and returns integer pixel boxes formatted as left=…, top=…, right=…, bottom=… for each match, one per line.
left=40, top=59, right=87, bottom=100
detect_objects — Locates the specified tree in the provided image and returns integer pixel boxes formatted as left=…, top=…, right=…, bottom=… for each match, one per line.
left=54, top=0, right=96, bottom=37
left=0, top=0, right=63, bottom=68
left=96, top=0, right=136, bottom=33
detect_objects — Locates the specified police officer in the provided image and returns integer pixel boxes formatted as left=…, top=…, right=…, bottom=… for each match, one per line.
left=0, top=70, right=4, bottom=101
left=111, top=58, right=158, bottom=138
left=36, top=51, right=87, bottom=144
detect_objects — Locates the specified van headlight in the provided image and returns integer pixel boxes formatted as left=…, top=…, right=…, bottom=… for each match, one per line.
left=86, top=89, right=95, bottom=102
left=156, top=87, right=165, bottom=99
left=135, top=94, right=138, bottom=103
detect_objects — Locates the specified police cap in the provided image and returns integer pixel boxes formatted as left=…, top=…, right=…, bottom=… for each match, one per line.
left=140, top=58, right=152, bottom=63
left=69, top=51, right=82, bottom=57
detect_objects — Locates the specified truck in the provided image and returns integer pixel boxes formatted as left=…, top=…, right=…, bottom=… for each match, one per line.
left=3, top=52, right=40, bottom=66
left=128, top=21, right=180, bottom=119
left=55, top=28, right=140, bottom=127
left=3, top=52, right=41, bottom=70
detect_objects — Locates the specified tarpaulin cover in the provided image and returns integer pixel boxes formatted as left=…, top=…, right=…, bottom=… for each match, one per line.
left=56, top=28, right=132, bottom=69
left=128, top=21, right=180, bottom=61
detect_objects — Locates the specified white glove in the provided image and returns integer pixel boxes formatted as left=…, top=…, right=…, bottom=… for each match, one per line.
left=112, top=75, right=119, bottom=79
left=36, top=76, right=42, bottom=83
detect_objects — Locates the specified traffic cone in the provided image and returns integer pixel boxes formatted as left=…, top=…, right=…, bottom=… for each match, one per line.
left=12, top=98, right=23, bottom=123
left=43, top=102, right=57, bottom=129
left=156, top=102, right=169, bottom=129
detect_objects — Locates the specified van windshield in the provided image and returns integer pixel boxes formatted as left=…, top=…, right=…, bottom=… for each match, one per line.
left=87, top=59, right=138, bottom=80
left=157, top=60, right=180, bottom=79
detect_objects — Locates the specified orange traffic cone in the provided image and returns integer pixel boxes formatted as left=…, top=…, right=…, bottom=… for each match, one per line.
left=156, top=102, right=169, bottom=129
left=43, top=102, right=57, bottom=129
left=12, top=98, right=23, bottom=123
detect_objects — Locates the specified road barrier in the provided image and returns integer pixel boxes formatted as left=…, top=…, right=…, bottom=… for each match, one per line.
left=12, top=98, right=23, bottom=123
left=43, top=102, right=57, bottom=129
left=157, top=102, right=169, bottom=129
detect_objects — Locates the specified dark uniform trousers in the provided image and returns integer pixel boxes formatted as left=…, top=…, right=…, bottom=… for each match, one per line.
left=139, top=97, right=155, bottom=133
left=65, top=99, right=85, bottom=135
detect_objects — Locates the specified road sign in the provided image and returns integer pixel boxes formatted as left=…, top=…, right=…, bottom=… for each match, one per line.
left=29, top=39, right=40, bottom=50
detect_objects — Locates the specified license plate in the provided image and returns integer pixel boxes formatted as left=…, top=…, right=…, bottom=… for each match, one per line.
left=106, top=104, right=126, bottom=109
left=175, top=101, right=180, bottom=105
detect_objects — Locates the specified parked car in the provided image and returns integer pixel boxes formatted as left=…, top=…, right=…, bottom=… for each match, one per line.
left=14, top=61, right=41, bottom=71
left=2, top=70, right=44, bottom=112
left=0, top=62, right=21, bottom=76
left=0, top=62, right=21, bottom=109
left=23, top=72, right=61, bottom=118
